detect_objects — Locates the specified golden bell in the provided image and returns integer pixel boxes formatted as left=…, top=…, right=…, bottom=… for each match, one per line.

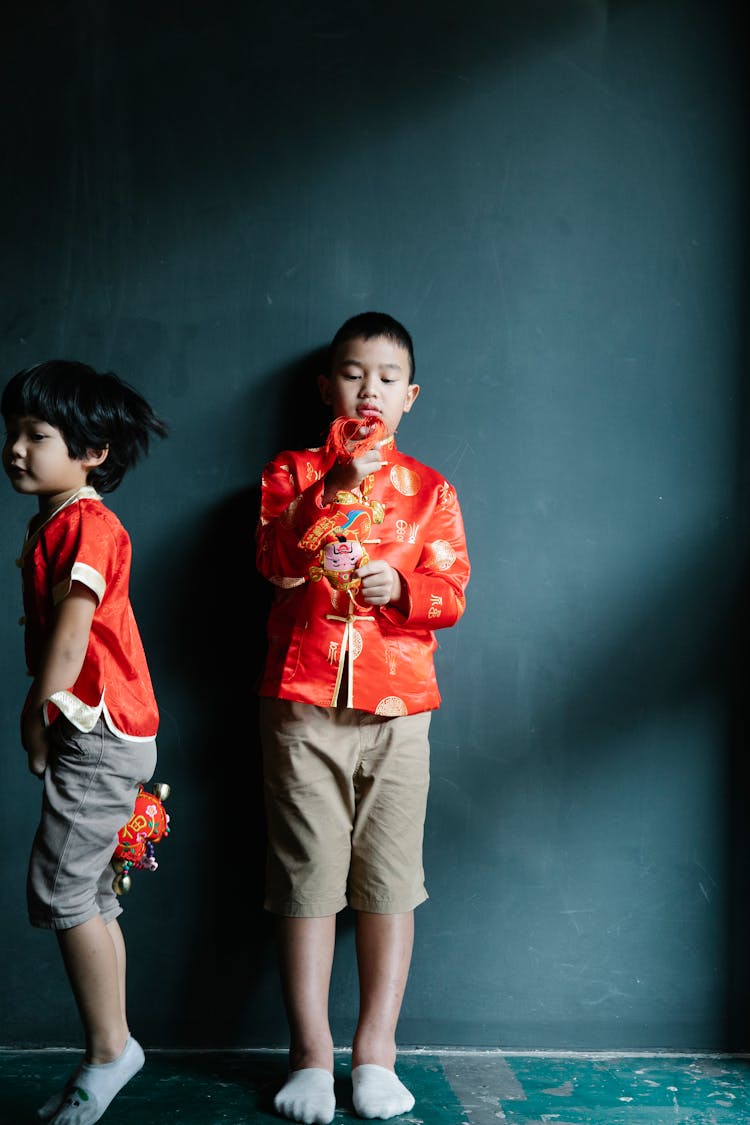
left=151, top=781, right=171, bottom=801
left=113, top=871, right=132, bottom=896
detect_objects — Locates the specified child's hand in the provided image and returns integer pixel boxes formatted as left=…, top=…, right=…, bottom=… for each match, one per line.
left=357, top=560, right=402, bottom=606
left=22, top=713, right=50, bottom=778
left=323, top=440, right=388, bottom=500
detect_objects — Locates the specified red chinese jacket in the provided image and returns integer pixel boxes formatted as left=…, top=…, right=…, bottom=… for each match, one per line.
left=256, top=436, right=470, bottom=715
left=18, top=487, right=159, bottom=740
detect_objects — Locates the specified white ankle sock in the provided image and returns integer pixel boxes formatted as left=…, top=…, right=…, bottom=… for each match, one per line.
left=274, top=1067, right=336, bottom=1124
left=352, top=1064, right=414, bottom=1120
left=40, top=1036, right=145, bottom=1125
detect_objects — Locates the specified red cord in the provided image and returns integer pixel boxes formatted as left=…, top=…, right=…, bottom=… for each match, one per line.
left=325, top=416, right=388, bottom=464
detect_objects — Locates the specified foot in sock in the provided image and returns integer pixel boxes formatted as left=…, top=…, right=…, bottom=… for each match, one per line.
left=38, top=1036, right=145, bottom=1124
left=352, top=1064, right=414, bottom=1120
left=274, top=1068, right=336, bottom=1125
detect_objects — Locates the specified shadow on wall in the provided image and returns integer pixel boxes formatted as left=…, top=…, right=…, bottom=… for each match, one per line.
left=727, top=559, right=750, bottom=1048
left=426, top=518, right=749, bottom=1047
left=155, top=347, right=333, bottom=1047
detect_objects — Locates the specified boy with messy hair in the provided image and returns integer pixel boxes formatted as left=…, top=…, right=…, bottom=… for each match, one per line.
left=2, top=359, right=167, bottom=1125
left=256, top=312, right=470, bottom=1123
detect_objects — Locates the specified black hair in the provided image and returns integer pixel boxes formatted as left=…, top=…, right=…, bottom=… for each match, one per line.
left=1, top=359, right=168, bottom=493
left=329, top=312, right=416, bottom=381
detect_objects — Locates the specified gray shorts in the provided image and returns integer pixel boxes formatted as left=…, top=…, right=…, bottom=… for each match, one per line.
left=27, top=717, right=157, bottom=931
left=260, top=697, right=431, bottom=917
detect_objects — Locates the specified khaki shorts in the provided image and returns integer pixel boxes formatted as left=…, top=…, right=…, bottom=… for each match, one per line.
left=27, top=717, right=157, bottom=931
left=260, top=697, right=431, bottom=917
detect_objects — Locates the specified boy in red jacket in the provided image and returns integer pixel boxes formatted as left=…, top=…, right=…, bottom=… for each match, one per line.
left=256, top=312, right=470, bottom=1123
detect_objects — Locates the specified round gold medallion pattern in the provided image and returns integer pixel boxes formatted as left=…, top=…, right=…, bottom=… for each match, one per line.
left=428, top=539, right=456, bottom=571
left=390, top=465, right=421, bottom=496
left=350, top=628, right=363, bottom=659
left=375, top=696, right=409, bottom=716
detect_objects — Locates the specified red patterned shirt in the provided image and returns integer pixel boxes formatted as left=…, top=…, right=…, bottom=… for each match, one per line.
left=256, top=437, right=470, bottom=715
left=18, top=487, right=159, bottom=740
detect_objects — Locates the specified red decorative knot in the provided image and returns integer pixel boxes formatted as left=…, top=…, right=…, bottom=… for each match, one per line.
left=325, top=416, right=388, bottom=464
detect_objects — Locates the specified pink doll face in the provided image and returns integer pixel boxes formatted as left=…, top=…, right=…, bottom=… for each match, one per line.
left=323, top=537, right=363, bottom=574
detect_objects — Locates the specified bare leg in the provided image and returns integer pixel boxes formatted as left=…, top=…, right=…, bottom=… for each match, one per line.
left=37, top=916, right=144, bottom=1123
left=352, top=910, right=413, bottom=1069
left=106, top=919, right=128, bottom=1033
left=273, top=915, right=337, bottom=1124
left=277, top=915, right=337, bottom=1071
left=351, top=911, right=416, bottom=1119
left=57, top=916, right=129, bottom=1063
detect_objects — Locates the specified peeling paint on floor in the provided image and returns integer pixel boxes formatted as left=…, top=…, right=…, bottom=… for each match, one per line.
left=1, top=1050, right=748, bottom=1124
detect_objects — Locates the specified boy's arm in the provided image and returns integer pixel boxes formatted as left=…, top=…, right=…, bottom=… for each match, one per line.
left=255, top=455, right=328, bottom=581
left=378, top=483, right=470, bottom=630
left=256, top=446, right=391, bottom=582
left=22, top=583, right=97, bottom=777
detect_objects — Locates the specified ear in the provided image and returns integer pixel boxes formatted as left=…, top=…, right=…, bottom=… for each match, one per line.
left=402, top=383, right=420, bottom=414
left=318, top=373, right=333, bottom=405
left=82, top=446, right=109, bottom=470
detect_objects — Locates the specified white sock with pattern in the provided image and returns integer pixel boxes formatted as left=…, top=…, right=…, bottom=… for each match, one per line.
left=41, top=1036, right=144, bottom=1125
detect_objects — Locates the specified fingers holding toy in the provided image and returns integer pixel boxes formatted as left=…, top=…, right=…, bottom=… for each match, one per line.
left=326, top=415, right=388, bottom=462
left=324, top=446, right=386, bottom=499
left=357, top=560, right=402, bottom=606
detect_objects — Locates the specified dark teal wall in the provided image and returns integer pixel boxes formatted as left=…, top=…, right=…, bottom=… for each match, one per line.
left=1, top=1, right=747, bottom=1050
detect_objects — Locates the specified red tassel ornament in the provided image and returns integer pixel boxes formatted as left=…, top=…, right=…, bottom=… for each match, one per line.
left=324, top=415, right=389, bottom=465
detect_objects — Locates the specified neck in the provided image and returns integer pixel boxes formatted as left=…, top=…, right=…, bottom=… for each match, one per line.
left=36, top=485, right=88, bottom=521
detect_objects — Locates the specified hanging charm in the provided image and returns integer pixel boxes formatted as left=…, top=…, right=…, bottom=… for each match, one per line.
left=112, top=781, right=171, bottom=895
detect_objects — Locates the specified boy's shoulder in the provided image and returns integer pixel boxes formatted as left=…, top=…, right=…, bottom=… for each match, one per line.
left=43, top=495, right=129, bottom=546
left=266, top=441, right=324, bottom=461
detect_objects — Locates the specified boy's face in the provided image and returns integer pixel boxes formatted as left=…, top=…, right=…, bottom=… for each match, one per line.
left=318, top=335, right=419, bottom=438
left=2, top=415, right=105, bottom=510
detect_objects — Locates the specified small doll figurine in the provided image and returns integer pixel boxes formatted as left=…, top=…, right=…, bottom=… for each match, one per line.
left=300, top=504, right=374, bottom=592
left=298, top=415, right=388, bottom=595
left=112, top=781, right=171, bottom=895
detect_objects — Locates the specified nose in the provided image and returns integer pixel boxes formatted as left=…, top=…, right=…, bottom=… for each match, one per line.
left=359, top=373, right=379, bottom=398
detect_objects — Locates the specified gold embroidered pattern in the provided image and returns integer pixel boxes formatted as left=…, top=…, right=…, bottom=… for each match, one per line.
left=428, top=593, right=443, bottom=620
left=329, top=587, right=351, bottom=613
left=375, top=696, right=408, bottom=716
left=437, top=480, right=454, bottom=509
left=280, top=495, right=302, bottom=529
left=395, top=519, right=419, bottom=543
left=390, top=465, right=421, bottom=496
left=427, top=540, right=456, bottom=571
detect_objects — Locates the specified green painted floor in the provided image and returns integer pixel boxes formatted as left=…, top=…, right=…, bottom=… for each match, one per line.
left=1, top=1050, right=748, bottom=1124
